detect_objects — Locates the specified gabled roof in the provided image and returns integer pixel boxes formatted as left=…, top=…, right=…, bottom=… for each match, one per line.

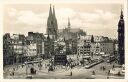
left=58, top=28, right=82, bottom=33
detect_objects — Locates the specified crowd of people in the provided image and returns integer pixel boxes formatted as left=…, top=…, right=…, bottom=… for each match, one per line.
left=4, top=56, right=123, bottom=79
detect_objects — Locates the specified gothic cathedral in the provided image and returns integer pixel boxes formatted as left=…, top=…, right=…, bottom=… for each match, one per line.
left=47, top=4, right=58, bottom=40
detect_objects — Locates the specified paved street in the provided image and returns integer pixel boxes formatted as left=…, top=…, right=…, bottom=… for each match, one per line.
left=3, top=59, right=124, bottom=79
left=3, top=2, right=125, bottom=80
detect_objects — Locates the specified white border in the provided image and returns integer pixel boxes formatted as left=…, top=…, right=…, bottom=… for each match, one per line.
left=0, top=0, right=128, bottom=82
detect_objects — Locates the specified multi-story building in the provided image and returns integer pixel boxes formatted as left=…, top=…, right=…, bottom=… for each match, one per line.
left=26, top=32, right=45, bottom=59
left=3, top=33, right=14, bottom=65
left=44, top=34, right=54, bottom=58
left=77, top=35, right=114, bottom=58
left=91, top=36, right=114, bottom=56
left=113, top=39, right=118, bottom=55
left=91, top=42, right=114, bottom=56
left=58, top=19, right=86, bottom=55
left=43, top=4, right=59, bottom=58
left=25, top=41, right=37, bottom=60
left=11, top=34, right=26, bottom=63
left=46, top=4, right=86, bottom=55
left=118, top=10, right=125, bottom=65
left=3, top=33, right=27, bottom=65
left=77, top=35, right=94, bottom=56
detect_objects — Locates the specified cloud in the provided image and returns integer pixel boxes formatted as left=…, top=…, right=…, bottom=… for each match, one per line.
left=79, top=9, right=118, bottom=25
left=16, top=11, right=47, bottom=26
left=5, top=6, right=119, bottom=38
left=57, top=8, right=76, bottom=19
left=8, top=8, right=17, bottom=17
left=7, top=8, right=48, bottom=26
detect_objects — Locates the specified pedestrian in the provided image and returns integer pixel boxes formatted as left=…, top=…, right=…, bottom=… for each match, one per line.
left=12, top=71, right=14, bottom=76
left=70, top=71, right=72, bottom=76
left=34, top=69, right=36, bottom=74
left=100, top=66, right=102, bottom=70
left=108, top=70, right=110, bottom=76
left=103, top=66, right=105, bottom=71
left=107, top=76, right=109, bottom=79
left=92, top=71, right=95, bottom=75
left=48, top=68, right=49, bottom=73
left=10, top=72, right=12, bottom=76
left=112, top=65, right=115, bottom=69
left=71, top=65, right=72, bottom=69
left=13, top=68, right=15, bottom=71
left=104, top=67, right=106, bottom=70
left=117, top=72, right=121, bottom=76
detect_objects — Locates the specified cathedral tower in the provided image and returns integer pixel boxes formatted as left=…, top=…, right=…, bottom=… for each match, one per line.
left=118, top=9, right=125, bottom=65
left=47, top=4, right=58, bottom=40
left=68, top=18, right=71, bottom=29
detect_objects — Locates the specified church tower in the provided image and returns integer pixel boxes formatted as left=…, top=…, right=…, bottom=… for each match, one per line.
left=47, top=4, right=58, bottom=40
left=68, top=18, right=71, bottom=29
left=118, top=9, right=125, bottom=65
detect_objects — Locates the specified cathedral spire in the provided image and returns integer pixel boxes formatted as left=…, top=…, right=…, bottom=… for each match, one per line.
left=47, top=4, right=58, bottom=40
left=68, top=17, right=71, bottom=28
left=53, top=5, right=56, bottom=18
left=49, top=4, right=52, bottom=17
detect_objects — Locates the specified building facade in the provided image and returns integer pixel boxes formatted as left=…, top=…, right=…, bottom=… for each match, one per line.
left=91, top=42, right=114, bottom=56
left=47, top=4, right=58, bottom=40
left=44, top=34, right=55, bottom=58
left=26, top=32, right=45, bottom=59
left=3, top=33, right=14, bottom=65
left=77, top=35, right=114, bottom=58
left=118, top=10, right=125, bottom=65
left=11, top=34, right=26, bottom=63
left=3, top=34, right=26, bottom=65
left=77, top=35, right=94, bottom=56
left=25, top=41, right=37, bottom=60
left=58, top=19, right=86, bottom=55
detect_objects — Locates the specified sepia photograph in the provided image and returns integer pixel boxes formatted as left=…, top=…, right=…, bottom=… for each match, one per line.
left=3, top=0, right=125, bottom=79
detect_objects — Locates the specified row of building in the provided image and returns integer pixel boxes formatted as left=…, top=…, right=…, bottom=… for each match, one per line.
left=3, top=32, right=45, bottom=65
left=77, top=35, right=117, bottom=57
left=45, top=4, right=124, bottom=65
left=3, top=32, right=117, bottom=65
left=3, top=4, right=124, bottom=65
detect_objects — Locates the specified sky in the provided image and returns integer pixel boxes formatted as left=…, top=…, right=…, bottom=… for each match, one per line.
left=3, top=2, right=124, bottom=39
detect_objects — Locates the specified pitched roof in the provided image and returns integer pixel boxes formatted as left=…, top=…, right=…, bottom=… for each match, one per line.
left=58, top=28, right=81, bottom=33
